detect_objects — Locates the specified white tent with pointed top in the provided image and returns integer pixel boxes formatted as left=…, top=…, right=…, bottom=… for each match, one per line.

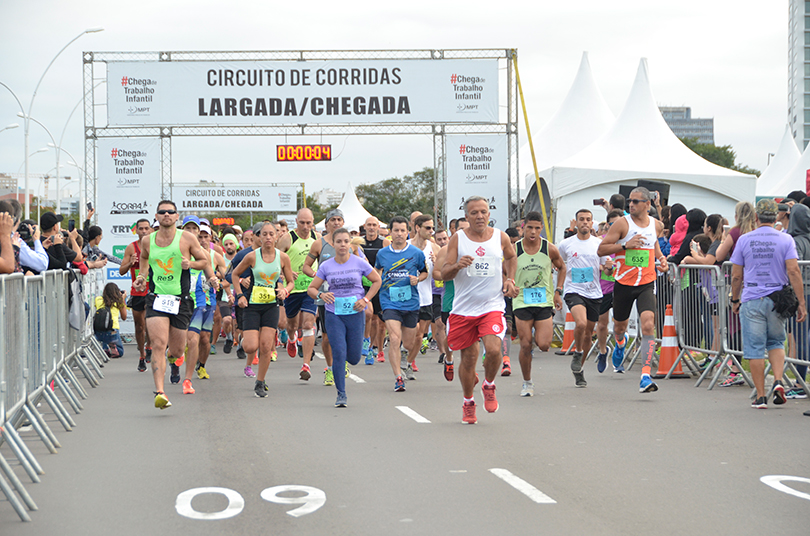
left=756, top=124, right=801, bottom=196
left=533, top=58, right=756, bottom=240
left=314, top=181, right=379, bottom=232
left=764, top=130, right=809, bottom=198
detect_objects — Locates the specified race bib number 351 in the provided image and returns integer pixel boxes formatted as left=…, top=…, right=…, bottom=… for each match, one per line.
left=251, top=286, right=276, bottom=304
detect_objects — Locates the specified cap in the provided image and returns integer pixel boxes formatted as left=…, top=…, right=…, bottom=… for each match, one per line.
left=232, top=225, right=243, bottom=234
left=252, top=222, right=265, bottom=234
left=181, top=215, right=201, bottom=228
left=199, top=224, right=212, bottom=235
left=756, top=198, right=779, bottom=216
left=199, top=217, right=210, bottom=226
left=40, top=212, right=64, bottom=231
left=326, top=208, right=344, bottom=222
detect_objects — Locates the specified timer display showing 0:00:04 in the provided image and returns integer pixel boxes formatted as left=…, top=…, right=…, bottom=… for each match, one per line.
left=277, top=145, right=331, bottom=162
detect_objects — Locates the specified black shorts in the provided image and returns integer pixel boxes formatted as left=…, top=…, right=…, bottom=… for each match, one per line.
left=612, top=282, right=656, bottom=322
left=564, top=293, right=601, bottom=323
left=145, top=293, right=194, bottom=330
left=219, top=303, right=233, bottom=317
left=419, top=305, right=436, bottom=322
left=318, top=305, right=326, bottom=335
left=432, top=294, right=443, bottom=323
left=382, top=308, right=419, bottom=329
left=130, top=294, right=147, bottom=312
left=441, top=310, right=450, bottom=324
left=242, top=303, right=280, bottom=331
left=364, top=286, right=383, bottom=319
left=514, top=306, right=554, bottom=322
left=504, top=297, right=514, bottom=332
left=235, top=304, right=244, bottom=330
left=599, top=292, right=613, bottom=316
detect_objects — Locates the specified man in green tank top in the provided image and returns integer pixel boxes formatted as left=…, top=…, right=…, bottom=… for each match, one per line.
left=133, top=200, right=217, bottom=410
left=512, top=212, right=565, bottom=397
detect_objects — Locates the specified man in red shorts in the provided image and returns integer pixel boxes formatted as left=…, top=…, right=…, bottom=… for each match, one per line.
left=441, top=196, right=517, bottom=424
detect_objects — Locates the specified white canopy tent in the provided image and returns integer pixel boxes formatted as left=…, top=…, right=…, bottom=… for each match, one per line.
left=766, top=130, right=810, bottom=198
left=756, top=124, right=801, bottom=197
left=530, top=58, right=757, bottom=240
left=315, top=181, right=379, bottom=232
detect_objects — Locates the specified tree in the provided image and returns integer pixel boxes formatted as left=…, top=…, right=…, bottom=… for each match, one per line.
left=355, top=167, right=439, bottom=225
left=679, top=137, right=760, bottom=177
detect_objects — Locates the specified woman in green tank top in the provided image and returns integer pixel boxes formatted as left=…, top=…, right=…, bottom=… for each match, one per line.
left=231, top=222, right=295, bottom=397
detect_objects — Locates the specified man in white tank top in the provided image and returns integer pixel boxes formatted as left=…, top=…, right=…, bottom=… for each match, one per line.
left=408, top=214, right=440, bottom=374
left=441, top=196, right=518, bottom=424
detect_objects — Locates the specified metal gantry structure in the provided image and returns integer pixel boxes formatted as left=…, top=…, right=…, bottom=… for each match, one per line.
left=83, top=49, right=519, bottom=226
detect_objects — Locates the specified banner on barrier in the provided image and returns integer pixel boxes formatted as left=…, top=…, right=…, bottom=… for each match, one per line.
left=106, top=60, right=499, bottom=126
left=171, top=184, right=298, bottom=213
left=445, top=134, right=509, bottom=230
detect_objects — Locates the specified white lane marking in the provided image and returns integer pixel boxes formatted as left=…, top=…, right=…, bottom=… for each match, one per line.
left=395, top=405, right=431, bottom=423
left=261, top=485, right=326, bottom=517
left=348, top=373, right=366, bottom=383
left=760, top=475, right=810, bottom=501
left=314, top=352, right=325, bottom=360
left=176, top=487, right=245, bottom=520
left=489, top=468, right=557, bottom=504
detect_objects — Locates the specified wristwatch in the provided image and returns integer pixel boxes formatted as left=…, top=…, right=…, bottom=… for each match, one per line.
left=555, top=288, right=563, bottom=295
left=730, top=298, right=740, bottom=304
left=621, top=244, right=627, bottom=251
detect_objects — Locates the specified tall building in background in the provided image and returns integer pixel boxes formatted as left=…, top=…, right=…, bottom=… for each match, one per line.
left=659, top=107, right=715, bottom=144
left=789, top=0, right=808, bottom=149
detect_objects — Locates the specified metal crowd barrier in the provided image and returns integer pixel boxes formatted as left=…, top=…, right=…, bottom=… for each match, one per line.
left=0, top=268, right=108, bottom=522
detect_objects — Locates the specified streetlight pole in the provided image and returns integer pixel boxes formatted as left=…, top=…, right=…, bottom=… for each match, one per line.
left=20, top=28, right=104, bottom=219
left=0, top=123, right=19, bottom=134
left=50, top=145, right=86, bottom=222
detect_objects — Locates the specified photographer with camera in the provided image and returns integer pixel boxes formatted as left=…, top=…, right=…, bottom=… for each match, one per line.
left=83, top=225, right=121, bottom=267
left=0, top=200, right=48, bottom=274
left=40, top=212, right=82, bottom=271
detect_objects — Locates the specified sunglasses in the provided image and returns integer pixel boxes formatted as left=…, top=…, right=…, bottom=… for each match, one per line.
left=157, top=209, right=177, bottom=215
left=628, top=198, right=647, bottom=204
left=422, top=226, right=434, bottom=230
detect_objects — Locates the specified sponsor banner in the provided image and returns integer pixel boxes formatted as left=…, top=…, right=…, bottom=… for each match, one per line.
left=96, top=137, right=162, bottom=295
left=445, top=134, right=509, bottom=230
left=107, top=60, right=498, bottom=126
left=277, top=214, right=297, bottom=225
left=171, top=184, right=298, bottom=213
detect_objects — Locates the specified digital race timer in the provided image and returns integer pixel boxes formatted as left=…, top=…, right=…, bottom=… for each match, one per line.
left=277, top=145, right=331, bottom=162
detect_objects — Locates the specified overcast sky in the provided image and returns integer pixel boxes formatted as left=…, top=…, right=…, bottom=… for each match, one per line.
left=0, top=1, right=787, bottom=203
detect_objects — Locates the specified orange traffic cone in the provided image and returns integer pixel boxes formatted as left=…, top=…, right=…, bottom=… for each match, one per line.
left=555, top=312, right=577, bottom=355
left=654, top=304, right=689, bottom=378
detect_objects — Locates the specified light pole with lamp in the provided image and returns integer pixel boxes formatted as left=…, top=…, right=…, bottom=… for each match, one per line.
left=0, top=123, right=19, bottom=134
left=49, top=144, right=88, bottom=223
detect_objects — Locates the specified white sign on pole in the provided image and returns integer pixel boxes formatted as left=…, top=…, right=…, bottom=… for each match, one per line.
left=171, top=184, right=298, bottom=213
left=445, top=134, right=509, bottom=230
left=107, top=60, right=499, bottom=126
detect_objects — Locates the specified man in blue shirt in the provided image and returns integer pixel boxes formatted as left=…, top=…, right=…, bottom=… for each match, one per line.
left=375, top=216, right=427, bottom=391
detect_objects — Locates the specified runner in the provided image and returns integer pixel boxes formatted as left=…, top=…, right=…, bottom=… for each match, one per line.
left=598, top=187, right=669, bottom=393
left=558, top=209, right=607, bottom=388
left=277, top=208, right=319, bottom=381
left=594, top=210, right=623, bottom=373
left=408, top=214, right=440, bottom=378
left=118, top=218, right=153, bottom=372
left=217, top=232, right=239, bottom=354
left=359, top=216, right=390, bottom=364
left=431, top=228, right=450, bottom=365
left=375, top=216, right=428, bottom=391
left=308, top=227, right=381, bottom=406
left=231, top=222, right=294, bottom=398
left=132, top=200, right=217, bottom=410
left=441, top=196, right=517, bottom=424
left=434, top=219, right=470, bottom=382
left=512, top=211, right=565, bottom=396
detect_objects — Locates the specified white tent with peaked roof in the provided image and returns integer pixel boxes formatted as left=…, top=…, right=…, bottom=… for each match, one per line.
left=315, top=181, right=378, bottom=232
left=533, top=58, right=756, bottom=240
left=756, top=124, right=801, bottom=196
left=765, top=130, right=809, bottom=198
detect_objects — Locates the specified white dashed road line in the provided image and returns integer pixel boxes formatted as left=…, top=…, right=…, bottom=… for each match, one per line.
left=489, top=468, right=557, bottom=504
left=348, top=374, right=366, bottom=383
left=395, top=405, right=431, bottom=423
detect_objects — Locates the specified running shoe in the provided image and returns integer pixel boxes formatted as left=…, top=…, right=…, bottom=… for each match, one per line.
left=613, top=363, right=625, bottom=373
left=719, top=372, right=744, bottom=387
left=223, top=338, right=233, bottom=354
left=170, top=364, right=181, bottom=384
left=254, top=380, right=268, bottom=398
left=574, top=371, right=587, bottom=387
left=639, top=374, right=658, bottom=393
left=183, top=379, right=195, bottom=394
left=236, top=346, right=247, bottom=360
left=362, top=337, right=370, bottom=357
left=364, top=353, right=375, bottom=365
left=773, top=380, right=787, bottom=405
left=786, top=387, right=807, bottom=399
left=444, top=361, right=454, bottom=382
left=520, top=381, right=534, bottom=397
left=482, top=383, right=498, bottom=413
left=394, top=376, right=406, bottom=392
left=405, top=364, right=416, bottom=381
left=804, top=409, right=810, bottom=416
left=252, top=355, right=259, bottom=365
left=438, top=352, right=445, bottom=364
left=145, top=346, right=152, bottom=362
left=420, top=337, right=429, bottom=355
left=429, top=339, right=439, bottom=351
left=154, top=392, right=171, bottom=410
left=244, top=366, right=255, bottom=378
left=596, top=352, right=607, bottom=374
left=462, top=401, right=477, bottom=424
left=570, top=353, right=583, bottom=373
left=287, top=337, right=297, bottom=358
left=197, top=365, right=210, bottom=380
left=612, top=338, right=626, bottom=370
left=377, top=350, right=385, bottom=363
left=401, top=348, right=409, bottom=362
left=298, top=343, right=304, bottom=358
left=137, top=359, right=147, bottom=372
left=279, top=330, right=288, bottom=345
left=501, top=359, right=511, bottom=377
left=344, top=362, right=350, bottom=377
left=210, top=344, right=217, bottom=355
left=324, top=368, right=334, bottom=386
left=270, top=350, right=277, bottom=362
left=175, top=355, right=185, bottom=367
left=411, top=360, right=419, bottom=372
left=300, top=364, right=311, bottom=381
left=751, top=396, right=767, bottom=409
left=335, top=393, right=348, bottom=408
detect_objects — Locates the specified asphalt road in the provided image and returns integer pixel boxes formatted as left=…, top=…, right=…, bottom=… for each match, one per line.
left=2, top=339, right=809, bottom=535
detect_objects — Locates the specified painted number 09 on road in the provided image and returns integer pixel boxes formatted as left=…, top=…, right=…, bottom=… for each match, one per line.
left=176, top=485, right=325, bottom=520
left=277, top=144, right=331, bottom=161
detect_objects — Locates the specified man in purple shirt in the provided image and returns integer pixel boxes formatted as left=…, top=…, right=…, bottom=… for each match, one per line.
left=730, top=198, right=807, bottom=409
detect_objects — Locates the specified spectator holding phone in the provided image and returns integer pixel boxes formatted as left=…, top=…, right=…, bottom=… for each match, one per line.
left=0, top=210, right=15, bottom=274
left=94, top=282, right=127, bottom=358
left=83, top=225, right=122, bottom=266
left=40, top=212, right=82, bottom=271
